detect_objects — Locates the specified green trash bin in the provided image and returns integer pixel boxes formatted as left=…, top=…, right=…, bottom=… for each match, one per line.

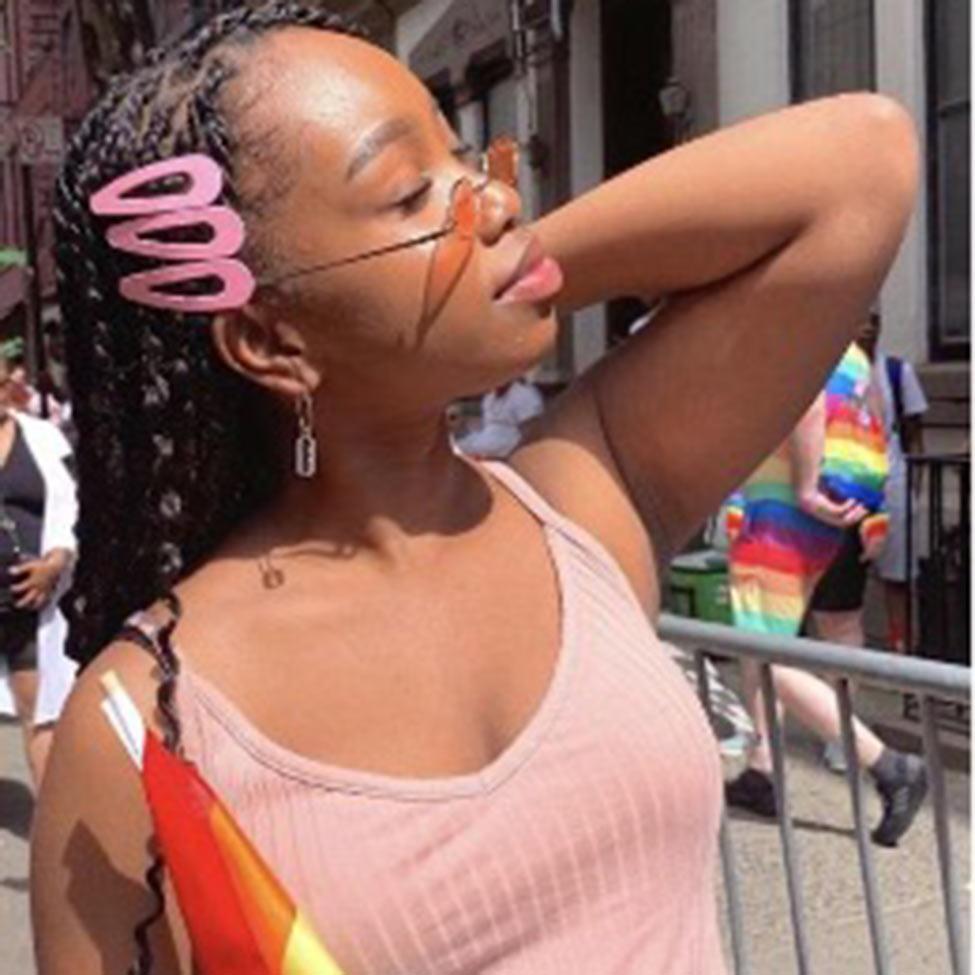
left=668, top=549, right=732, bottom=624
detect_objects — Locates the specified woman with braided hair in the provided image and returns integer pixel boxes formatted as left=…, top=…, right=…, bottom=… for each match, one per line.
left=31, top=2, right=918, bottom=972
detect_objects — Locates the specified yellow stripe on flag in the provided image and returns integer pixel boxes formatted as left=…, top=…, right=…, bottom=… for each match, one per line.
left=283, top=912, right=348, bottom=975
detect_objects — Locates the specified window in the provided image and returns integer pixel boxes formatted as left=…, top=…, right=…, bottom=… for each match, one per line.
left=790, top=0, right=875, bottom=100
left=485, top=75, right=518, bottom=145
left=928, top=0, right=970, bottom=357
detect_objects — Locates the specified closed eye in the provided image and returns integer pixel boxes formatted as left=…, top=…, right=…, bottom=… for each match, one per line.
left=451, top=142, right=480, bottom=172
left=395, top=178, right=433, bottom=214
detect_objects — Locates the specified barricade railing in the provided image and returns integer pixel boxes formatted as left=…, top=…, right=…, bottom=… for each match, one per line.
left=658, top=613, right=971, bottom=975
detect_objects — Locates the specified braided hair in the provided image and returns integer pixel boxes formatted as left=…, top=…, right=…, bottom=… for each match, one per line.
left=54, top=6, right=365, bottom=970
left=55, top=2, right=365, bottom=668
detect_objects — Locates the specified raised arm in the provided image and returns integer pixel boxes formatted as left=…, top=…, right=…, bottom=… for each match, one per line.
left=516, top=94, right=918, bottom=604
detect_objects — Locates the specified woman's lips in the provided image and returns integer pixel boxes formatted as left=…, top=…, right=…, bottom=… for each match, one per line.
left=495, top=241, right=564, bottom=306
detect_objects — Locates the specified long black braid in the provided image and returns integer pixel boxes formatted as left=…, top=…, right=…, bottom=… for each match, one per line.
left=52, top=4, right=365, bottom=970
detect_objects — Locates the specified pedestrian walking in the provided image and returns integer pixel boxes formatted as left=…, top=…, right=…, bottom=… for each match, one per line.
left=455, top=375, right=545, bottom=458
left=857, top=311, right=929, bottom=652
left=31, top=4, right=918, bottom=973
left=0, top=351, right=77, bottom=789
left=725, top=343, right=927, bottom=842
left=806, top=330, right=888, bottom=770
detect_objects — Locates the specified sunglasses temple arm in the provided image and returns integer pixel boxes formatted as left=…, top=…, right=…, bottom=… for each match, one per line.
left=259, top=228, right=452, bottom=287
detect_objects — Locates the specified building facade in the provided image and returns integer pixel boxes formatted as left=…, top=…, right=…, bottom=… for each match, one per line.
left=0, top=0, right=408, bottom=361
left=0, top=0, right=966, bottom=411
left=712, top=0, right=968, bottom=443
left=0, top=0, right=199, bottom=356
left=395, top=0, right=969, bottom=416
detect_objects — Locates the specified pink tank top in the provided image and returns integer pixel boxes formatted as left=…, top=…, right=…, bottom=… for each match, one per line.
left=166, top=462, right=726, bottom=974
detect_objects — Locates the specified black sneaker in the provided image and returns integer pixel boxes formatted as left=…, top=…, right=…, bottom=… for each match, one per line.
left=725, top=769, right=778, bottom=819
left=871, top=754, right=928, bottom=848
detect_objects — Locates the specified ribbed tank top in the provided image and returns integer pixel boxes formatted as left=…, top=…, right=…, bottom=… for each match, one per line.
left=157, top=462, right=726, bottom=974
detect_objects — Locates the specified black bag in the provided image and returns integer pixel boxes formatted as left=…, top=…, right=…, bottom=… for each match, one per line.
left=0, top=493, right=27, bottom=615
left=0, top=549, right=25, bottom=615
left=885, top=355, right=906, bottom=445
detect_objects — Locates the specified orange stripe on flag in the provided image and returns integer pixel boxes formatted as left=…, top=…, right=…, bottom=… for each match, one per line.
left=210, top=805, right=349, bottom=974
left=210, top=802, right=297, bottom=971
left=143, top=733, right=270, bottom=975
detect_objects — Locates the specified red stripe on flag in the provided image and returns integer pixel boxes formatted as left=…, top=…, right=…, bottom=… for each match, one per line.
left=731, top=538, right=822, bottom=576
left=143, top=732, right=271, bottom=975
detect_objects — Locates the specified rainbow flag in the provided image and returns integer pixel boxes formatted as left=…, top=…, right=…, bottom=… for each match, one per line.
left=100, top=671, right=347, bottom=975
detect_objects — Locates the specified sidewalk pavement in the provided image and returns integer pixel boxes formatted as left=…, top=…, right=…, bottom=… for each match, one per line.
left=1, top=683, right=969, bottom=974
left=715, top=676, right=971, bottom=974
left=1, top=716, right=34, bottom=975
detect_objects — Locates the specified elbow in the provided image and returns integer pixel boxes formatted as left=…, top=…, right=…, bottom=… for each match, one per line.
left=833, top=93, right=920, bottom=222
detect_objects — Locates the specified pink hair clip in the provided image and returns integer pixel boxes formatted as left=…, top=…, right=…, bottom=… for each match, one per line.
left=90, top=154, right=256, bottom=313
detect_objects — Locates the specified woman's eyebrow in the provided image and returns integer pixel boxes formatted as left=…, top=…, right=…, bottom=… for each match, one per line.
left=346, top=116, right=419, bottom=183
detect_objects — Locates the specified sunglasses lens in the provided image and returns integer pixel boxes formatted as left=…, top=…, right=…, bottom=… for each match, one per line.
left=486, top=136, right=518, bottom=188
left=453, top=180, right=477, bottom=238
left=423, top=181, right=476, bottom=322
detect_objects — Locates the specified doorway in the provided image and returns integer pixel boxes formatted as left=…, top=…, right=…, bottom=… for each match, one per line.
left=600, top=0, right=673, bottom=345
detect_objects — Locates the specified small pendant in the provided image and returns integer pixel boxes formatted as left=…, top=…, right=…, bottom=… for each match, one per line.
left=259, top=554, right=286, bottom=590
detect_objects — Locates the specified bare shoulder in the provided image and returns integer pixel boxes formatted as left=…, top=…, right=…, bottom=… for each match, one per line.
left=31, top=641, right=189, bottom=975
left=509, top=373, right=661, bottom=611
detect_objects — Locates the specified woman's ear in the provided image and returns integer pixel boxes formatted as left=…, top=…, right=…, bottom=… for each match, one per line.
left=211, top=302, right=321, bottom=397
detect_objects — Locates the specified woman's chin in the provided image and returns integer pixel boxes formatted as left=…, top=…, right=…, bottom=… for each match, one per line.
left=492, top=300, right=558, bottom=345
left=481, top=315, right=557, bottom=386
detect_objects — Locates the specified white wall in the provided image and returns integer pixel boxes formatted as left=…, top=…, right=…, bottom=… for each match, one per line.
left=715, top=0, right=930, bottom=365
left=567, top=0, right=606, bottom=374
left=395, top=0, right=532, bottom=200
left=716, top=0, right=790, bottom=124
left=874, top=0, right=930, bottom=365
left=394, top=0, right=452, bottom=58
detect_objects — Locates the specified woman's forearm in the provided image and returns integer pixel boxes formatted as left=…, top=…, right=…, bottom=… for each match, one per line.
left=533, top=93, right=917, bottom=313
left=42, top=547, right=73, bottom=573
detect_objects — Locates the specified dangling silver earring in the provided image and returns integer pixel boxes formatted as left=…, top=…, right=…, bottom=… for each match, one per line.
left=294, top=390, right=318, bottom=478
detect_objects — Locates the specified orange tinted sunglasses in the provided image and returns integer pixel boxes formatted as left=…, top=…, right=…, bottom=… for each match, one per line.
left=262, top=135, right=519, bottom=310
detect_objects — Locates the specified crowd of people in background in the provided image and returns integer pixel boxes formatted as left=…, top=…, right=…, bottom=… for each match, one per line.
left=722, top=316, right=928, bottom=846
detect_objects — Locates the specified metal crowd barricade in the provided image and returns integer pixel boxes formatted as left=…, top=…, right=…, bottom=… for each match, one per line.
left=659, top=613, right=971, bottom=975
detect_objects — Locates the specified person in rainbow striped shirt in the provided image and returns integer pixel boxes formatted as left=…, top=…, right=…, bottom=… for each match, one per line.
left=724, top=340, right=928, bottom=847
left=730, top=341, right=888, bottom=635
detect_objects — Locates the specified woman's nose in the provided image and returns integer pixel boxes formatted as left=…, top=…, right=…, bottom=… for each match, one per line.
left=477, top=178, right=521, bottom=244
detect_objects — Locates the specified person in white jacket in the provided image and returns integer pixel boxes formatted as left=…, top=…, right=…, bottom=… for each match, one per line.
left=0, top=352, right=77, bottom=788
left=455, top=377, right=545, bottom=458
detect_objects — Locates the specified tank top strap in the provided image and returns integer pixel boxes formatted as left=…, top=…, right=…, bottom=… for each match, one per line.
left=480, top=460, right=632, bottom=582
left=116, top=613, right=163, bottom=659
left=480, top=460, right=654, bottom=615
left=480, top=461, right=576, bottom=533
left=117, top=594, right=183, bottom=667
